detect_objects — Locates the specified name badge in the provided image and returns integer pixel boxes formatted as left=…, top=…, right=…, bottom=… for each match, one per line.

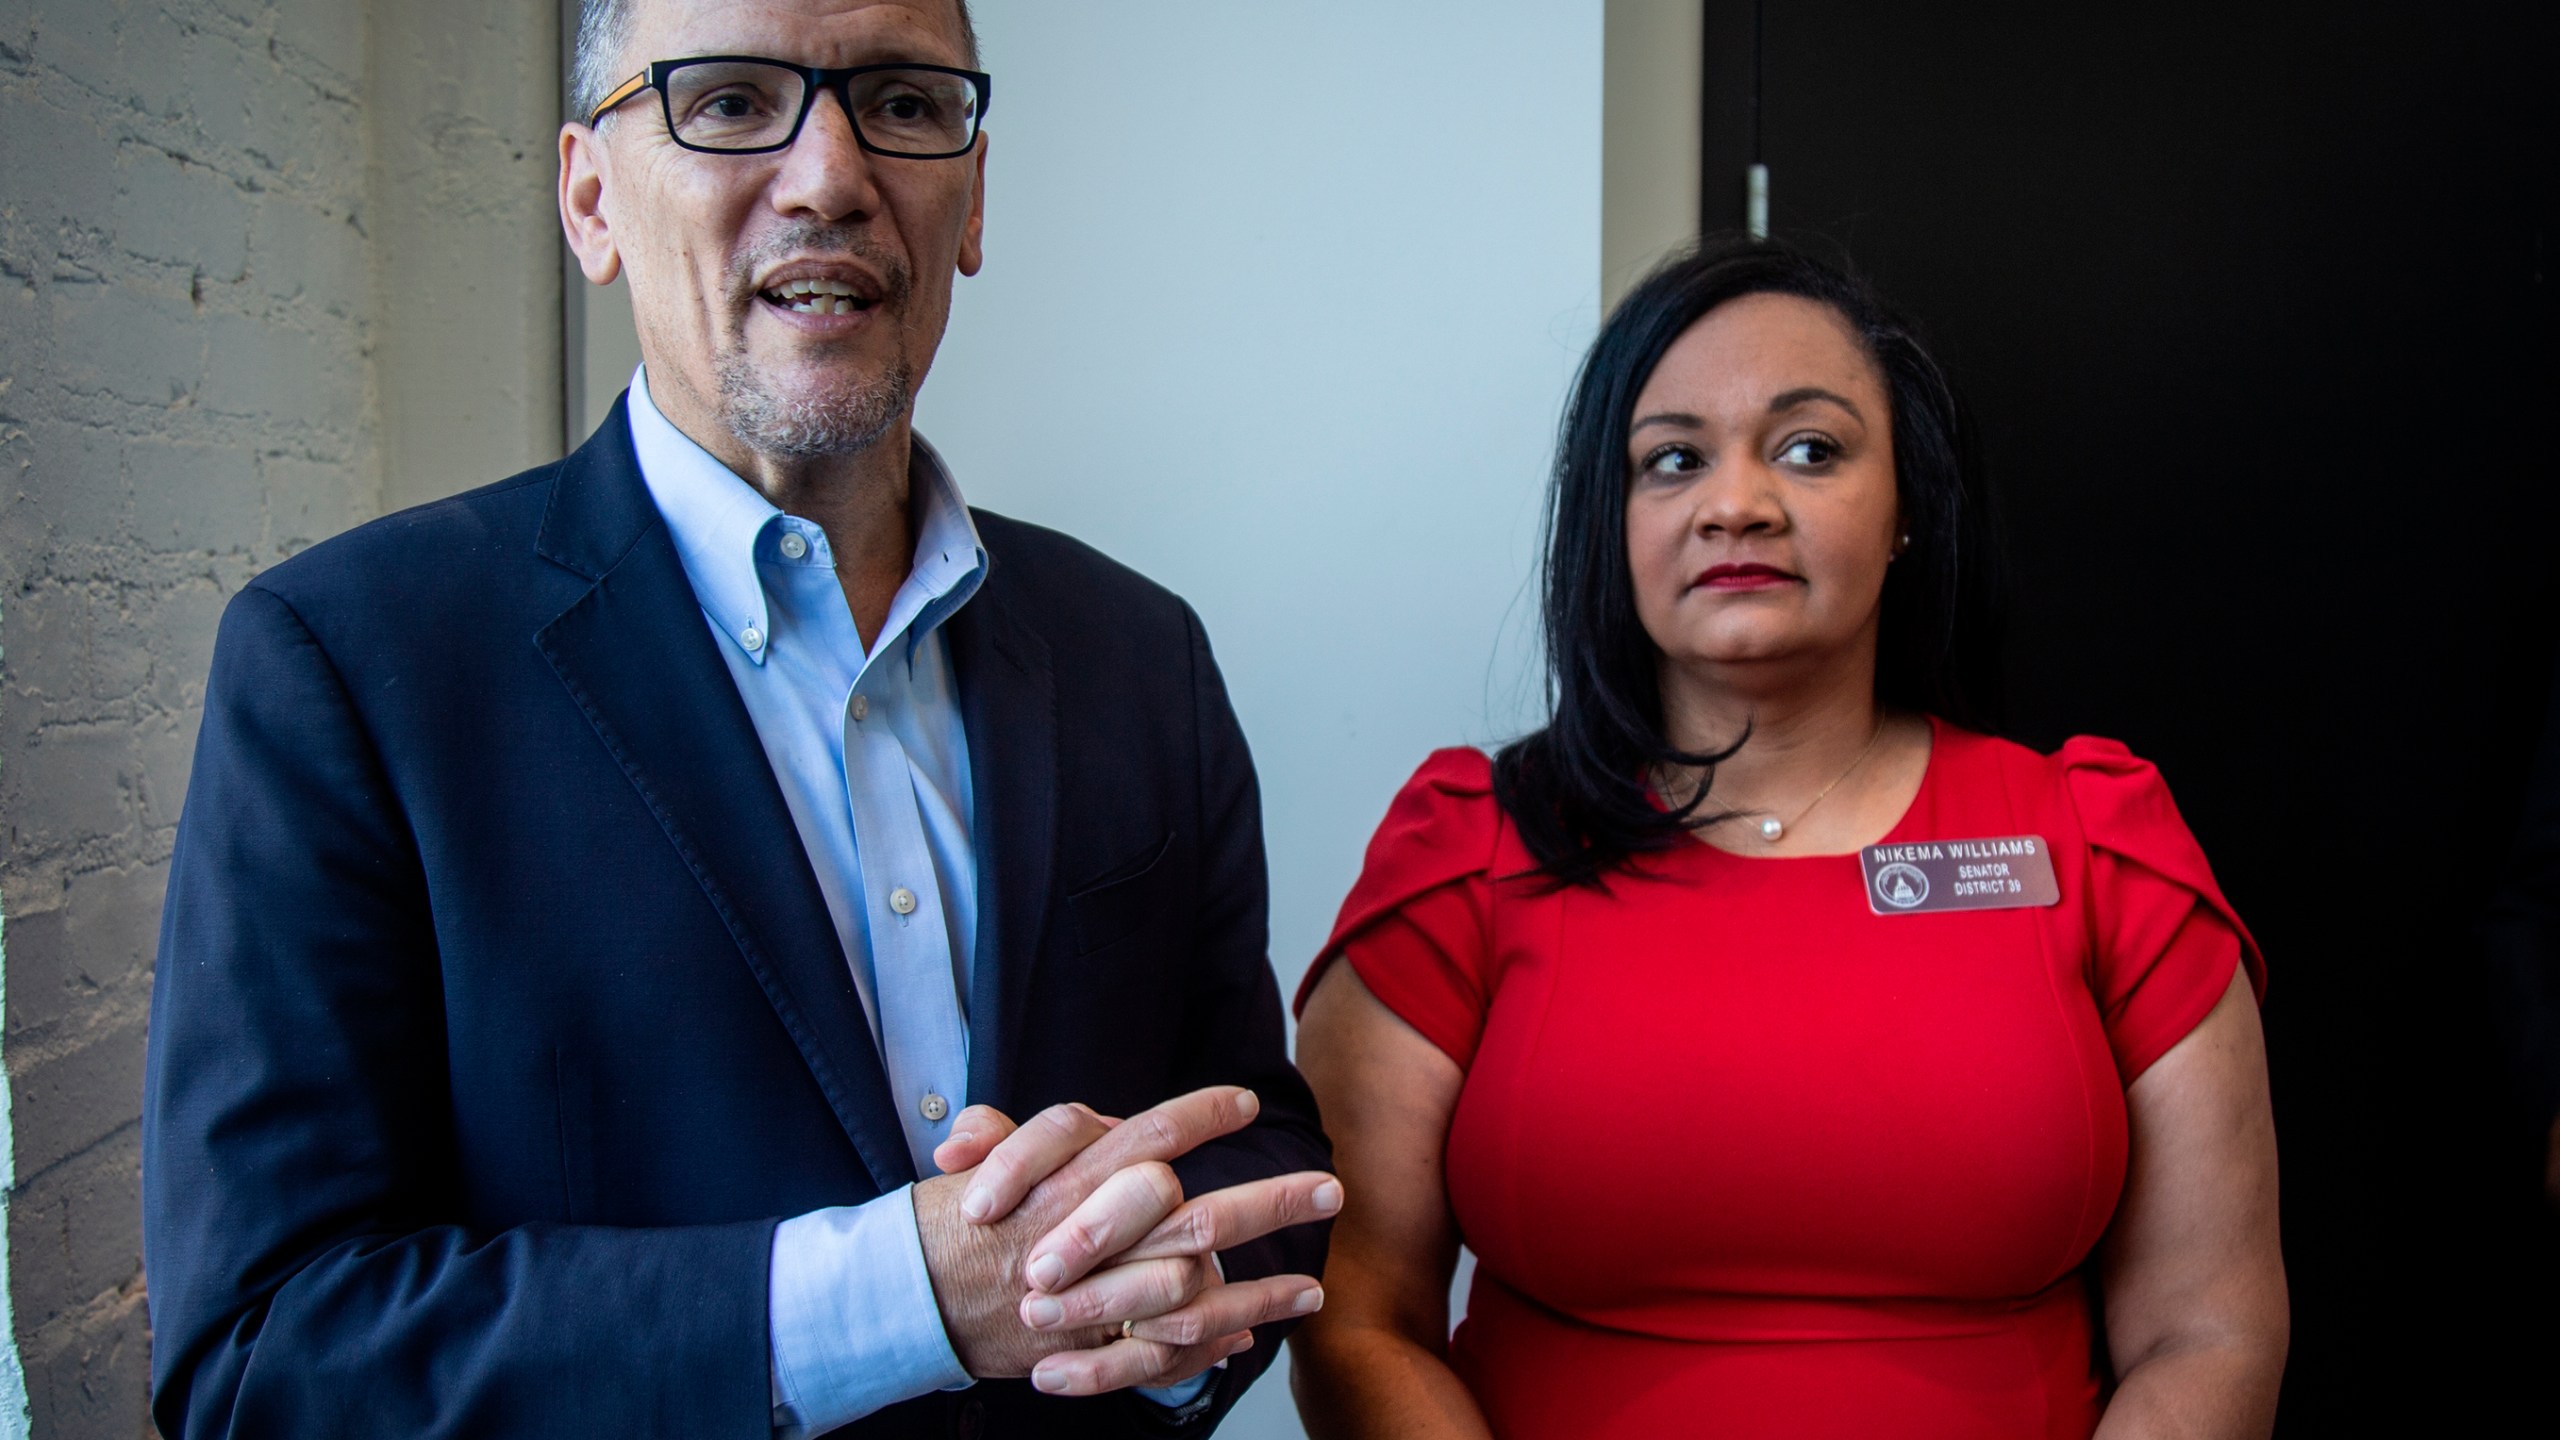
left=1860, top=835, right=2060, bottom=915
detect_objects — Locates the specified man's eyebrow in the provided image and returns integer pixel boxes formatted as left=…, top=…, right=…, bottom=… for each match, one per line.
left=1768, top=387, right=1865, bottom=421
left=1629, top=411, right=1703, bottom=435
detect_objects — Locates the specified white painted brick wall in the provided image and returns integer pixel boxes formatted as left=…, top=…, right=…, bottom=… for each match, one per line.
left=0, top=2, right=378, bottom=1428
left=0, top=2, right=558, bottom=1432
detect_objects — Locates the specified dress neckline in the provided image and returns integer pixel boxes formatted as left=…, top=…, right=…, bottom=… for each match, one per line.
left=1675, top=713, right=1946, bottom=864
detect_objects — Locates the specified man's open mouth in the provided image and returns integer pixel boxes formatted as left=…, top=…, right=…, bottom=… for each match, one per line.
left=759, top=278, right=879, bottom=316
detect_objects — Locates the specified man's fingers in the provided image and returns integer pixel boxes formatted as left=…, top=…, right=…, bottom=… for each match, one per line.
left=1029, top=1330, right=1255, bottom=1398
left=1126, top=1274, right=1325, bottom=1348
left=1017, top=1256, right=1206, bottom=1334
left=1062, top=1086, right=1260, bottom=1193
left=1116, top=1171, right=1343, bottom=1264
left=930, top=1104, right=1017, bottom=1176
left=1022, top=1161, right=1186, bottom=1292
left=959, top=1103, right=1112, bottom=1223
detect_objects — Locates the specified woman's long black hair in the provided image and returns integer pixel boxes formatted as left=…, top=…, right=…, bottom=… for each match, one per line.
left=1492, top=235, right=2003, bottom=886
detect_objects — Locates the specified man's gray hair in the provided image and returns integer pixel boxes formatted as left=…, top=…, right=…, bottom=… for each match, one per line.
left=568, top=0, right=639, bottom=123
left=569, top=0, right=981, bottom=124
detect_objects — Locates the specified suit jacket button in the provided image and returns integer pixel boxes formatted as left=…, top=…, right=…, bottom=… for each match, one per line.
left=953, top=1395, right=986, bottom=1440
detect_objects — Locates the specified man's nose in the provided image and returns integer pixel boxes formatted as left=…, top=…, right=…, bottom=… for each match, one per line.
left=770, top=86, right=883, bottom=221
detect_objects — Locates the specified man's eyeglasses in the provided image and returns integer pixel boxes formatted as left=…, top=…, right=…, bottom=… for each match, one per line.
left=588, top=57, right=991, bottom=158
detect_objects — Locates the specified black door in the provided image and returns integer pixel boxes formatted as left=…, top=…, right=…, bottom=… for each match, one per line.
left=1697, top=1, right=2560, bottom=1429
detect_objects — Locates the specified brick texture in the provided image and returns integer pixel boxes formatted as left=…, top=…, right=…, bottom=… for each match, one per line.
left=0, top=0, right=562, bottom=1427
left=0, top=2, right=379, bottom=1433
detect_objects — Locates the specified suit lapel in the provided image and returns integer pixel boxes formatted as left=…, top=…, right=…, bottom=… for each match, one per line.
left=948, top=564, right=1057, bottom=1114
left=532, top=405, right=916, bottom=1194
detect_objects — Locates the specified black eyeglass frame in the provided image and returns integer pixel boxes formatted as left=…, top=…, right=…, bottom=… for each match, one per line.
left=587, top=56, right=993, bottom=159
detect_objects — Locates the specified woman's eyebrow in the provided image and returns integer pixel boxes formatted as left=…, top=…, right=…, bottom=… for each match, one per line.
left=1629, top=411, right=1703, bottom=435
left=1767, top=386, right=1865, bottom=420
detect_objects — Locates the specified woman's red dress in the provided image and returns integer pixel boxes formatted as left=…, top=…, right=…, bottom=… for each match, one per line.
left=1298, top=719, right=2263, bottom=1439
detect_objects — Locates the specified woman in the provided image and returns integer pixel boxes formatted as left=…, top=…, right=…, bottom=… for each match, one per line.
left=1288, top=239, right=2287, bottom=1439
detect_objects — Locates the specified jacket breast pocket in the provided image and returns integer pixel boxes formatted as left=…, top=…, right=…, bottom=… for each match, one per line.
left=1065, top=831, right=1175, bottom=956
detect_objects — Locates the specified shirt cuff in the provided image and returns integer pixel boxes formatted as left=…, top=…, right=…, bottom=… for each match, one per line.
left=770, top=1186, right=972, bottom=1437
left=1135, top=1367, right=1218, bottom=1412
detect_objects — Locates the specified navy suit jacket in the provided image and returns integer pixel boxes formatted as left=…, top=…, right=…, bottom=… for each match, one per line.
left=142, top=404, right=1330, bottom=1438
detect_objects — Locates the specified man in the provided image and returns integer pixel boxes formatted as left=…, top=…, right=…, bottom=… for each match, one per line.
left=140, top=0, right=1335, bottom=1434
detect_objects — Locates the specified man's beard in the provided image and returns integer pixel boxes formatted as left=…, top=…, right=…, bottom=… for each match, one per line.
left=715, top=347, right=912, bottom=459
left=715, top=223, right=916, bottom=458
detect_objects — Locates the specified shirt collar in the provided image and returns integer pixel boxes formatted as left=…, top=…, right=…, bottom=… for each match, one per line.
left=625, top=366, right=989, bottom=668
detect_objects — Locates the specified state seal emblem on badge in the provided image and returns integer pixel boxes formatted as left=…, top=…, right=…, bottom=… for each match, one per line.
left=1874, top=862, right=1930, bottom=909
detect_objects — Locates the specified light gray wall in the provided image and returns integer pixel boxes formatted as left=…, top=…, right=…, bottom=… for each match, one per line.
left=0, top=3, right=560, bottom=1433
left=1604, top=0, right=1704, bottom=308
left=369, top=1, right=564, bottom=511
left=910, top=5, right=1605, bottom=1433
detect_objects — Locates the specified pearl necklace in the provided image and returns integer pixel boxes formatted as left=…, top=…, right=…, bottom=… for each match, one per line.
left=1727, top=717, right=1888, bottom=844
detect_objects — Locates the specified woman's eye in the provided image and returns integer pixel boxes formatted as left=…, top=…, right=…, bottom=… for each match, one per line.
left=1777, top=435, right=1839, bottom=467
left=1638, top=444, right=1705, bottom=477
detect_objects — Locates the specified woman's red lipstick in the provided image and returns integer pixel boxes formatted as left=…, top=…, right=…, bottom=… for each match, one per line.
left=1694, top=562, right=1801, bottom=592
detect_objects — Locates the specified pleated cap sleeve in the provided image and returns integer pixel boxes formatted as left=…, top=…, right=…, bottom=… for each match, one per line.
left=2058, top=736, right=2268, bottom=1082
left=1294, top=748, right=1503, bottom=1067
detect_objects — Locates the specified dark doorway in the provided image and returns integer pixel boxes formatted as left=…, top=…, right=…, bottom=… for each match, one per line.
left=1697, top=0, right=2560, bottom=1429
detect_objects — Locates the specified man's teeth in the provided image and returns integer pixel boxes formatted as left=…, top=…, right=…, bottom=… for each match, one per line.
left=765, top=278, right=874, bottom=314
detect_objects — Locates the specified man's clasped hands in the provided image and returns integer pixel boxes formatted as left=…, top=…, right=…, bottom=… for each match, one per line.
left=914, top=1085, right=1342, bottom=1396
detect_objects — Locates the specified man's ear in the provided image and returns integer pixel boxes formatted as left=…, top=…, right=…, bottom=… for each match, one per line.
left=956, top=133, right=988, bottom=278
left=559, top=123, right=623, bottom=286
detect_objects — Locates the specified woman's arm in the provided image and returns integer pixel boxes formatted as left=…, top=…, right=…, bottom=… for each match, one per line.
left=1289, top=963, right=1496, bottom=1440
left=2094, top=967, right=2290, bottom=1438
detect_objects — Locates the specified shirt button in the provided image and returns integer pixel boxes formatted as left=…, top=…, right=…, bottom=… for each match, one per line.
left=920, top=1092, right=949, bottom=1123
left=889, top=886, right=917, bottom=915
left=779, top=531, right=808, bottom=560
left=850, top=694, right=869, bottom=722
left=740, top=626, right=764, bottom=651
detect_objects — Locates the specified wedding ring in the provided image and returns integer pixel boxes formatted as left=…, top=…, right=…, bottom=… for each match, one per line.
left=1120, top=1319, right=1136, bottom=1340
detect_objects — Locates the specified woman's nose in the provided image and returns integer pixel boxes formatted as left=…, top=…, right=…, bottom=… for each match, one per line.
left=1690, top=454, right=1787, bottom=537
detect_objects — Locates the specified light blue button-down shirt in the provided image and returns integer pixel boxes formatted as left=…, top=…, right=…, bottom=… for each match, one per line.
left=627, top=373, right=1207, bottom=1434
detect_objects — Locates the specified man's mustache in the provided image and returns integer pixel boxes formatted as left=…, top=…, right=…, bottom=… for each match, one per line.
left=729, top=224, right=914, bottom=308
